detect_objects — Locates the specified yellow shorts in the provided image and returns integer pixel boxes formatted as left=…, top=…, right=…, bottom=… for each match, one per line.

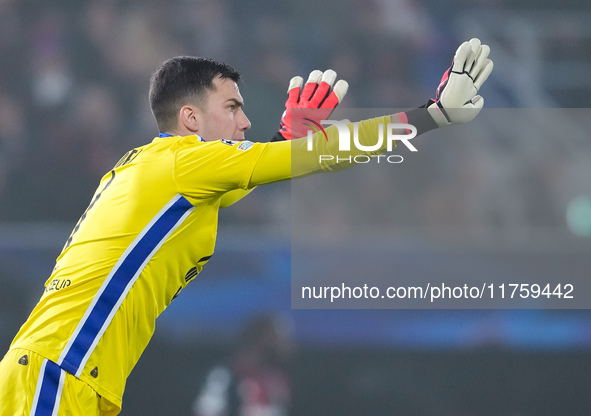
left=0, top=348, right=119, bottom=416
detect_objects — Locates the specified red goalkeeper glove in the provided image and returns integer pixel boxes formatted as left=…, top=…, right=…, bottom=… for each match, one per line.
left=271, top=70, right=348, bottom=141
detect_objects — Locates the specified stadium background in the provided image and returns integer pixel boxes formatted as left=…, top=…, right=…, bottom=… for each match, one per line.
left=1, top=0, right=591, bottom=414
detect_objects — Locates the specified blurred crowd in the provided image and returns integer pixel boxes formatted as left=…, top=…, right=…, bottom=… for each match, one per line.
left=0, top=0, right=589, bottom=240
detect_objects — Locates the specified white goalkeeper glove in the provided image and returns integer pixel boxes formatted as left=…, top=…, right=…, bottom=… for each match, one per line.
left=428, top=38, right=494, bottom=126
left=402, top=38, right=493, bottom=134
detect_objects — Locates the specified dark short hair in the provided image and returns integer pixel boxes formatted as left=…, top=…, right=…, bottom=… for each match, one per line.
left=149, top=56, right=241, bottom=132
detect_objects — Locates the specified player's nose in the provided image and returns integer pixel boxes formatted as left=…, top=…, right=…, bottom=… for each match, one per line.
left=238, top=110, right=251, bottom=132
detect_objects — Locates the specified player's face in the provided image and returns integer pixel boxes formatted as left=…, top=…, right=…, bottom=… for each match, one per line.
left=196, top=76, right=251, bottom=141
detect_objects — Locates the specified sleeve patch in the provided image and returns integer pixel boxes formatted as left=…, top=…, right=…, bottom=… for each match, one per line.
left=237, top=141, right=255, bottom=151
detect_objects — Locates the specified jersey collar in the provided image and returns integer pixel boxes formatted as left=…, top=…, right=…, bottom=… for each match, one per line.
left=158, top=132, right=205, bottom=142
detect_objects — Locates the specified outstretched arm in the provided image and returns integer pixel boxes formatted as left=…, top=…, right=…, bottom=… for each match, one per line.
left=249, top=38, right=493, bottom=187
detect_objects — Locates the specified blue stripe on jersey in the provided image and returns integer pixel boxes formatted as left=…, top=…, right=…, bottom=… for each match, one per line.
left=58, top=194, right=194, bottom=377
left=31, top=359, right=65, bottom=416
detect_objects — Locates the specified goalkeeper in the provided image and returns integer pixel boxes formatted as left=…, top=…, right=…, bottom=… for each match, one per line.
left=0, top=38, right=492, bottom=416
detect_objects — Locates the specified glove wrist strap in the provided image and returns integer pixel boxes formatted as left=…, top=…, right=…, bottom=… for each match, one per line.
left=403, top=104, right=440, bottom=135
left=426, top=100, right=452, bottom=127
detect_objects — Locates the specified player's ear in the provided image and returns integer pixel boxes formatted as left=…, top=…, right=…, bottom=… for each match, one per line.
left=179, top=104, right=200, bottom=133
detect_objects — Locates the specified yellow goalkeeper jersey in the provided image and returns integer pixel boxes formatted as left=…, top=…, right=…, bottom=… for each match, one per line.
left=10, top=134, right=270, bottom=408
left=9, top=115, right=391, bottom=411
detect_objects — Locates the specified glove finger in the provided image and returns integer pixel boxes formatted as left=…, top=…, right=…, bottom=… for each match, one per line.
left=473, top=59, right=493, bottom=90
left=469, top=38, right=482, bottom=49
left=309, top=81, right=331, bottom=107
left=464, top=38, right=481, bottom=72
left=469, top=44, right=490, bottom=80
left=309, top=70, right=337, bottom=107
left=333, top=79, right=349, bottom=103
left=300, top=70, right=323, bottom=102
left=287, top=76, right=303, bottom=103
left=452, top=41, right=473, bottom=72
left=320, top=79, right=349, bottom=109
left=321, top=69, right=337, bottom=87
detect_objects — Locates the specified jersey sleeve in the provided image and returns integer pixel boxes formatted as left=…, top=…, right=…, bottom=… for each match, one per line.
left=248, top=115, right=393, bottom=186
left=173, top=115, right=393, bottom=202
left=172, top=138, right=265, bottom=203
